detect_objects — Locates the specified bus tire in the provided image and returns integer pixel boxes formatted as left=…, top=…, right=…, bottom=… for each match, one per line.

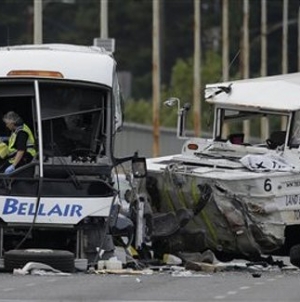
left=290, top=244, right=300, bottom=268
left=4, top=249, right=75, bottom=273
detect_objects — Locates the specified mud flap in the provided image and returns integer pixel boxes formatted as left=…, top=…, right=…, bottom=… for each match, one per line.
left=290, top=244, right=300, bottom=268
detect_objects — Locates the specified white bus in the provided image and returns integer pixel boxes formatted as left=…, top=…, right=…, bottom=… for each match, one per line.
left=0, top=44, right=132, bottom=272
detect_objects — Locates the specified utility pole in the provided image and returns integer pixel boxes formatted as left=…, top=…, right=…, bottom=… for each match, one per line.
left=282, top=0, right=288, bottom=75
left=193, top=0, right=201, bottom=137
left=242, top=0, right=250, bottom=142
left=260, top=0, right=269, bottom=140
left=94, top=1, right=114, bottom=53
left=222, top=0, right=229, bottom=138
left=261, top=0, right=267, bottom=77
left=152, top=0, right=161, bottom=157
left=281, top=0, right=288, bottom=130
left=34, top=0, right=43, bottom=44
left=100, top=0, right=108, bottom=38
left=222, top=0, right=229, bottom=82
left=298, top=5, right=300, bottom=71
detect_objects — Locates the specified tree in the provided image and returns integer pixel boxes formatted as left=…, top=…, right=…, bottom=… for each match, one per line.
left=0, top=0, right=299, bottom=102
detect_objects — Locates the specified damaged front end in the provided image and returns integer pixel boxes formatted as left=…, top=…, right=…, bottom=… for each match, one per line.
left=137, top=74, right=300, bottom=266
left=145, top=166, right=283, bottom=261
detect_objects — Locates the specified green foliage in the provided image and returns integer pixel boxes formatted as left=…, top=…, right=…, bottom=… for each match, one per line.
left=124, top=98, right=180, bottom=129
left=161, top=50, right=223, bottom=130
left=0, top=0, right=299, bottom=132
left=201, top=51, right=222, bottom=132
left=168, top=58, right=193, bottom=103
left=125, top=50, right=224, bottom=131
left=202, top=51, right=223, bottom=84
left=124, top=99, right=152, bottom=125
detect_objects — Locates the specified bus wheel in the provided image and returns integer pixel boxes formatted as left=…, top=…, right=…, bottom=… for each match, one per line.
left=290, top=244, right=300, bottom=268
left=4, top=249, right=75, bottom=273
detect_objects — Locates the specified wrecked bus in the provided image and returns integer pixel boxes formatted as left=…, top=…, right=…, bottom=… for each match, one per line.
left=144, top=72, right=300, bottom=267
left=0, top=44, right=133, bottom=272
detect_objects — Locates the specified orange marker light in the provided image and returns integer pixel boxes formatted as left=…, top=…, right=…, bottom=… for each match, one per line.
left=187, top=143, right=199, bottom=150
left=7, top=70, right=64, bottom=78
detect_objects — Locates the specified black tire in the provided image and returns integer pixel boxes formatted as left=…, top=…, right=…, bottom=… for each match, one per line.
left=290, top=244, right=300, bottom=268
left=4, top=249, right=75, bottom=273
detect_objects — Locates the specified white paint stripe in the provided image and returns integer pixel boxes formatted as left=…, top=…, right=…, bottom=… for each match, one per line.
left=2, top=288, right=14, bottom=292
left=227, top=291, right=237, bottom=295
left=214, top=296, right=226, bottom=299
left=46, top=279, right=57, bottom=282
left=239, top=286, right=250, bottom=290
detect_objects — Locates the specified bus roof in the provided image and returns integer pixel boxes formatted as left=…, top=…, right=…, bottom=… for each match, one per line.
left=205, top=72, right=300, bottom=112
left=0, top=44, right=115, bottom=87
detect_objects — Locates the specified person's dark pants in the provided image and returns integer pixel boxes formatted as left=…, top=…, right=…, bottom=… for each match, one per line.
left=0, top=152, right=33, bottom=173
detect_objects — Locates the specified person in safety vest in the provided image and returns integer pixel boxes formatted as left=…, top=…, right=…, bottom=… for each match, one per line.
left=0, top=111, right=36, bottom=174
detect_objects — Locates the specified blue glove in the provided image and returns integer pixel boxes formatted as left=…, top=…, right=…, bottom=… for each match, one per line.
left=5, top=164, right=15, bottom=174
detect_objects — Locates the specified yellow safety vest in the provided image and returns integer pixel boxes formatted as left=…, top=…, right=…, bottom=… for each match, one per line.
left=8, top=124, right=36, bottom=162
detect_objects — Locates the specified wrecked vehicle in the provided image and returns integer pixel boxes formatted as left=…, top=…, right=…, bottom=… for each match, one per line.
left=0, top=44, right=140, bottom=272
left=144, top=72, right=300, bottom=267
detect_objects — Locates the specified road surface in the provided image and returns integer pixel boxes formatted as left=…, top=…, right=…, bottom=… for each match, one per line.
left=0, top=266, right=299, bottom=302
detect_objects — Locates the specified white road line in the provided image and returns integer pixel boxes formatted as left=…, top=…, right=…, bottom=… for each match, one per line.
left=46, top=278, right=57, bottom=283
left=25, top=283, right=36, bottom=287
left=214, top=295, right=226, bottom=299
left=2, top=288, right=14, bottom=292
left=227, top=290, right=237, bottom=295
left=254, top=281, right=265, bottom=285
left=239, top=286, right=250, bottom=290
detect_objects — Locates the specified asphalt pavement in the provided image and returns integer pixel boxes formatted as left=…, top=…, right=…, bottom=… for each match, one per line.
left=0, top=260, right=299, bottom=302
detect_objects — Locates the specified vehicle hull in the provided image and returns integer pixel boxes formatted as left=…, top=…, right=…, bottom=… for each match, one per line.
left=146, top=158, right=300, bottom=259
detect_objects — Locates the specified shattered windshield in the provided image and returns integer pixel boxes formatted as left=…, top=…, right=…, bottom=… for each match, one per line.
left=290, top=110, right=300, bottom=147
left=39, top=82, right=107, bottom=156
left=216, top=107, right=288, bottom=146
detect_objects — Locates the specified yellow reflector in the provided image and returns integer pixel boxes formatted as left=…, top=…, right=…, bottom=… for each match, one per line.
left=0, top=142, right=8, bottom=159
left=7, top=70, right=64, bottom=78
left=127, top=246, right=139, bottom=257
left=187, top=143, right=199, bottom=150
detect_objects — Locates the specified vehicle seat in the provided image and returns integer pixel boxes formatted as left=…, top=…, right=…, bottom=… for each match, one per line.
left=266, top=131, right=286, bottom=149
left=227, top=133, right=244, bottom=145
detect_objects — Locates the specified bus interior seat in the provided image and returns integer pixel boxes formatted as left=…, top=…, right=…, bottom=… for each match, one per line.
left=266, top=131, right=286, bottom=149
left=227, top=133, right=244, bottom=145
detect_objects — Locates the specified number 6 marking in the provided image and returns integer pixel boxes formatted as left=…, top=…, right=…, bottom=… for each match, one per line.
left=264, top=179, right=272, bottom=192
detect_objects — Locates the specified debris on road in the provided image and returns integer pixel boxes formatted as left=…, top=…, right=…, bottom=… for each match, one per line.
left=252, top=272, right=262, bottom=278
left=13, top=262, right=71, bottom=276
left=91, top=268, right=154, bottom=275
left=171, top=270, right=211, bottom=278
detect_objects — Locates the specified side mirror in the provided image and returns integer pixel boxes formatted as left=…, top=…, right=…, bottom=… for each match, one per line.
left=132, top=156, right=147, bottom=178
left=164, top=97, right=191, bottom=139
left=178, top=102, right=191, bottom=138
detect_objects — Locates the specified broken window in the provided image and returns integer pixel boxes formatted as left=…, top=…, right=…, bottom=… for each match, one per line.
left=39, top=82, right=107, bottom=156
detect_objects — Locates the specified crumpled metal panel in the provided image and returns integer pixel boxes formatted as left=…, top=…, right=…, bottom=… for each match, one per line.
left=146, top=163, right=285, bottom=259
